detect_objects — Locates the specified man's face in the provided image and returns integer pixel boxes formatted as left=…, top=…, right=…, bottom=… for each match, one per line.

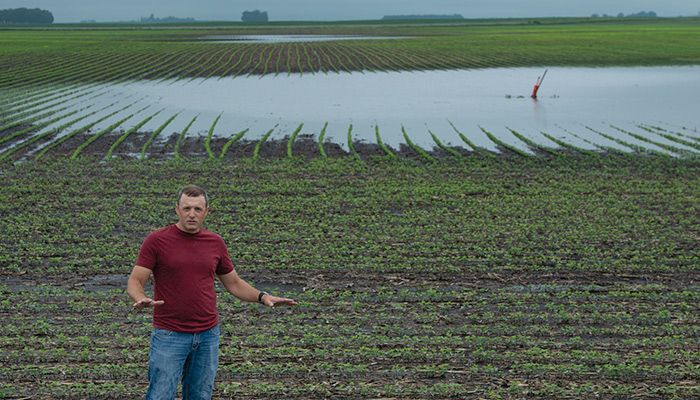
left=175, top=194, right=208, bottom=233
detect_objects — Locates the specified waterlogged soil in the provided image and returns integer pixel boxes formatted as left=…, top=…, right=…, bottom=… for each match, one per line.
left=17, top=130, right=476, bottom=161
left=1, top=159, right=698, bottom=399
left=2, top=268, right=691, bottom=295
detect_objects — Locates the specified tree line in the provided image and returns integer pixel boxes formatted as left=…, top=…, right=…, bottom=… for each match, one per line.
left=241, top=10, right=268, bottom=22
left=0, top=8, right=54, bottom=24
left=591, top=10, right=657, bottom=18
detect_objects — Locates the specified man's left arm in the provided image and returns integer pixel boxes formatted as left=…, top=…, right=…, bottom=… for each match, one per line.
left=218, top=270, right=297, bottom=307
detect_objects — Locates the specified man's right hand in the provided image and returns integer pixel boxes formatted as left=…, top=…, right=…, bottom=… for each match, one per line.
left=133, top=298, right=165, bottom=309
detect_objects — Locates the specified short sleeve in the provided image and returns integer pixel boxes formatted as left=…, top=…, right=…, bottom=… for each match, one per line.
left=216, top=238, right=235, bottom=275
left=136, top=232, right=158, bottom=269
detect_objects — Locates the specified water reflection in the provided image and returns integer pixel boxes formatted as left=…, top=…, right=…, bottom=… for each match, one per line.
left=18, top=67, right=700, bottom=153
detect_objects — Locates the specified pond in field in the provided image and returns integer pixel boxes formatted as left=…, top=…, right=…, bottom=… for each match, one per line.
left=198, top=35, right=409, bottom=43
left=24, top=66, right=700, bottom=155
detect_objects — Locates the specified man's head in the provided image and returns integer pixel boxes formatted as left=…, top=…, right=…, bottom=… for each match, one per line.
left=175, top=185, right=209, bottom=234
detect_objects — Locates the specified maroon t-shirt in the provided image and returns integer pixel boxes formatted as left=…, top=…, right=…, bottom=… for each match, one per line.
left=136, top=224, right=235, bottom=333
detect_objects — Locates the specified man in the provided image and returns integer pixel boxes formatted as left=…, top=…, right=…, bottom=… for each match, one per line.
left=127, top=184, right=296, bottom=400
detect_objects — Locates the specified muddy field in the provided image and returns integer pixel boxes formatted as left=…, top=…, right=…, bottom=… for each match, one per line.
left=5, top=128, right=475, bottom=162
left=1, top=155, right=698, bottom=399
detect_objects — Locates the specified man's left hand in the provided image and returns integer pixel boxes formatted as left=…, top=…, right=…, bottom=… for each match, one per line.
left=262, top=294, right=298, bottom=307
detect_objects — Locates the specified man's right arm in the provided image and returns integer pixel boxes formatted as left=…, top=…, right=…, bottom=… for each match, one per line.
left=127, top=265, right=164, bottom=309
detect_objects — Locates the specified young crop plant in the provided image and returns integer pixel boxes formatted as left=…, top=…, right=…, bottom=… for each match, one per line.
left=429, top=129, right=463, bottom=160
left=122, top=47, right=193, bottom=82
left=347, top=124, right=361, bottom=161
left=185, top=48, right=230, bottom=83
left=71, top=106, right=150, bottom=160
left=375, top=125, right=397, bottom=159
left=156, top=49, right=211, bottom=84
left=448, top=120, right=492, bottom=156
left=333, top=43, right=371, bottom=72
left=218, top=128, right=249, bottom=159
left=262, top=46, right=279, bottom=76
left=286, top=123, right=304, bottom=158
left=247, top=46, right=273, bottom=77
left=0, top=102, right=107, bottom=161
left=637, top=124, right=700, bottom=152
left=585, top=125, right=667, bottom=157
left=352, top=45, right=385, bottom=72
left=555, top=125, right=624, bottom=155
left=315, top=45, right=340, bottom=74
left=140, top=113, right=179, bottom=159
left=18, top=51, right=133, bottom=88
left=274, top=46, right=287, bottom=76
left=0, top=85, right=99, bottom=123
left=0, top=84, right=73, bottom=109
left=222, top=44, right=261, bottom=78
left=34, top=102, right=134, bottom=160
left=479, top=126, right=530, bottom=157
left=402, top=125, right=435, bottom=162
left=253, top=125, right=277, bottom=162
left=317, top=122, right=329, bottom=158
left=203, top=47, right=239, bottom=79
left=0, top=90, right=110, bottom=147
left=610, top=124, right=697, bottom=157
left=299, top=44, right=316, bottom=74
left=105, top=109, right=162, bottom=159
left=0, top=103, right=75, bottom=139
left=169, top=49, right=223, bottom=83
left=174, top=115, right=199, bottom=161
left=540, top=131, right=598, bottom=157
left=293, top=44, right=303, bottom=76
left=329, top=42, right=352, bottom=72
left=507, top=127, right=559, bottom=157
left=204, top=113, right=223, bottom=160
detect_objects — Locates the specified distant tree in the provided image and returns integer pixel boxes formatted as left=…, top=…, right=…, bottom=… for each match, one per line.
left=139, top=13, right=195, bottom=23
left=617, top=13, right=625, bottom=18
left=241, top=10, right=268, bottom=22
left=626, top=10, right=657, bottom=18
left=591, top=13, right=599, bottom=18
left=0, top=7, right=53, bottom=24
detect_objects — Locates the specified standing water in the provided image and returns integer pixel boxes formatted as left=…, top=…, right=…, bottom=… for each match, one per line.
left=19, top=66, right=700, bottom=153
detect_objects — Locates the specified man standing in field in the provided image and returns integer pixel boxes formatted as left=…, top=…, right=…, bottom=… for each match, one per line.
left=127, top=184, right=297, bottom=400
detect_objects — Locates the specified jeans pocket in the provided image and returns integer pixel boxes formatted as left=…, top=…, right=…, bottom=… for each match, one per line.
left=153, top=328, right=174, bottom=338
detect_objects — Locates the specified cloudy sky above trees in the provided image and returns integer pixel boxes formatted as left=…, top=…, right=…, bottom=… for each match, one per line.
left=1, top=0, right=697, bottom=22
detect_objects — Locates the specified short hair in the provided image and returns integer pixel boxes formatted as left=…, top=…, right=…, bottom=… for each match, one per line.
left=177, top=185, right=209, bottom=207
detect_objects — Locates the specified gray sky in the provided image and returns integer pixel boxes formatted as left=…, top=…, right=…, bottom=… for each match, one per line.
left=1, top=1, right=698, bottom=23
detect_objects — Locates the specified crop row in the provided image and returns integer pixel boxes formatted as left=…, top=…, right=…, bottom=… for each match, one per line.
left=2, top=112, right=698, bottom=163
left=3, top=20, right=700, bottom=88
left=1, top=280, right=698, bottom=399
left=0, top=41, right=536, bottom=90
left=1, top=156, right=698, bottom=399
left=2, top=156, right=698, bottom=281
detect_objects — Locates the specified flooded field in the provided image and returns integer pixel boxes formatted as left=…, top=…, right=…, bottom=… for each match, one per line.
left=3, top=21, right=700, bottom=399
left=4, top=66, right=700, bottom=156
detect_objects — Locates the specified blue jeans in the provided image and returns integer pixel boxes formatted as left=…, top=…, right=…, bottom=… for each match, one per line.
left=146, top=324, right=220, bottom=400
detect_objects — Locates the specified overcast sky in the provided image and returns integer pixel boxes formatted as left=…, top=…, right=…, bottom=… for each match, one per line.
left=2, top=1, right=698, bottom=23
